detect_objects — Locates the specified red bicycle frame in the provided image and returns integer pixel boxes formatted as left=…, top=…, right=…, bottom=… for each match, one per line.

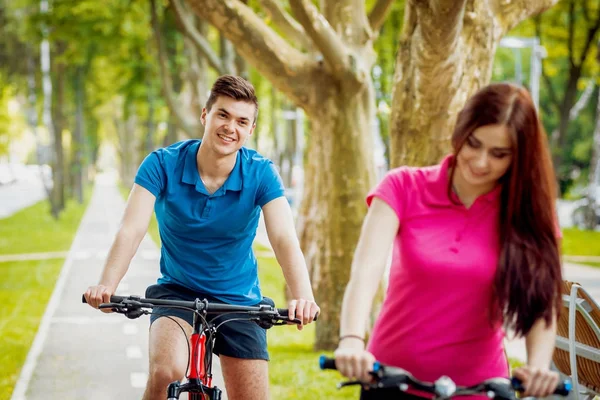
left=188, top=332, right=211, bottom=387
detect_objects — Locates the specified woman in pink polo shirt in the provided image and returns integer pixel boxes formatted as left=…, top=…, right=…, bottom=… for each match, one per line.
left=334, top=83, right=563, bottom=399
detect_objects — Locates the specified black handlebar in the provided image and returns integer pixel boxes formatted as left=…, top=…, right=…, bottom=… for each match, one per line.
left=82, top=294, right=316, bottom=324
left=319, top=356, right=572, bottom=398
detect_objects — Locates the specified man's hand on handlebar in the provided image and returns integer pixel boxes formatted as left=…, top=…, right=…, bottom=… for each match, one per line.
left=287, top=298, right=320, bottom=330
left=84, top=285, right=115, bottom=313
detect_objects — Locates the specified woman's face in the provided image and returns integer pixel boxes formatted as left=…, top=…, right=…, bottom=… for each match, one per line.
left=455, top=124, right=513, bottom=190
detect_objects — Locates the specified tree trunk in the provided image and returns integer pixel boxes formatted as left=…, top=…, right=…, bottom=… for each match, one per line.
left=188, top=0, right=389, bottom=350
left=51, top=43, right=66, bottom=214
left=40, top=0, right=61, bottom=218
left=390, top=0, right=558, bottom=168
left=220, top=33, right=236, bottom=75
left=116, top=100, right=139, bottom=188
left=72, top=65, right=85, bottom=204
left=297, top=82, right=376, bottom=350
left=551, top=69, right=581, bottom=180
left=585, top=87, right=600, bottom=230
left=145, top=80, right=156, bottom=154
left=26, top=51, right=53, bottom=200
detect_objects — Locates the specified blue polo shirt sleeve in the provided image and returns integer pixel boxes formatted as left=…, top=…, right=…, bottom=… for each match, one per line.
left=256, top=161, right=285, bottom=208
left=134, top=151, right=166, bottom=197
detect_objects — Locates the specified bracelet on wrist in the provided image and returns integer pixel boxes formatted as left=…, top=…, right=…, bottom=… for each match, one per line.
left=339, top=334, right=365, bottom=342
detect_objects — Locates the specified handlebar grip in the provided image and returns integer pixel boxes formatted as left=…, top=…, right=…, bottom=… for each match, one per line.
left=319, top=355, right=337, bottom=370
left=277, top=308, right=319, bottom=321
left=81, top=294, right=126, bottom=304
left=511, top=377, right=572, bottom=396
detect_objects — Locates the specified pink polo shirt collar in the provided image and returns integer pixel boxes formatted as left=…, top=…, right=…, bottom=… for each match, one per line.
left=422, top=154, right=502, bottom=208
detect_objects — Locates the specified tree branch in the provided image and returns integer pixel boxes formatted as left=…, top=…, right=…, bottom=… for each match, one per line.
left=568, top=0, right=576, bottom=68
left=492, top=0, right=559, bottom=33
left=569, top=79, right=596, bottom=121
left=185, top=0, right=318, bottom=109
left=581, top=0, right=591, bottom=23
left=151, top=0, right=197, bottom=138
left=535, top=16, right=561, bottom=113
left=288, top=0, right=356, bottom=81
left=368, top=0, right=394, bottom=33
left=416, top=0, right=468, bottom=54
left=576, top=5, right=600, bottom=66
left=171, top=0, right=227, bottom=75
left=259, top=0, right=312, bottom=50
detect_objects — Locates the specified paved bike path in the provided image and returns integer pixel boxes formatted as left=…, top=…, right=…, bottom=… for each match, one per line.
left=11, top=172, right=226, bottom=400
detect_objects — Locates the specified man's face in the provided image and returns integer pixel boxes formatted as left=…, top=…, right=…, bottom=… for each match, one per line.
left=201, top=96, right=256, bottom=157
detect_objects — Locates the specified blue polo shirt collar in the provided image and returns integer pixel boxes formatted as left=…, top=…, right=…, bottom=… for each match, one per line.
left=181, top=140, right=243, bottom=193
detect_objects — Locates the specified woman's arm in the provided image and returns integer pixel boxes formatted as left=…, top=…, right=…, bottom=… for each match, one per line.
left=335, top=197, right=399, bottom=381
left=525, top=315, right=557, bottom=368
left=512, top=312, right=560, bottom=396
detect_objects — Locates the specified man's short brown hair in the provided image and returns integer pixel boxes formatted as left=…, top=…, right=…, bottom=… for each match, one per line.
left=205, top=75, right=259, bottom=123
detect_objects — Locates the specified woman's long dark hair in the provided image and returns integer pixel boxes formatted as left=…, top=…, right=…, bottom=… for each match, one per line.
left=449, top=83, right=562, bottom=337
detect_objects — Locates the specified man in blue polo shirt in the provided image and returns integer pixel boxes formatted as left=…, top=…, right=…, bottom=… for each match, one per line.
left=84, top=75, right=320, bottom=400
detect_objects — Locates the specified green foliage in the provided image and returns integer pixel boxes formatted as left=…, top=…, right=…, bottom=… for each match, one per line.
left=0, top=73, right=22, bottom=156
left=494, top=0, right=600, bottom=193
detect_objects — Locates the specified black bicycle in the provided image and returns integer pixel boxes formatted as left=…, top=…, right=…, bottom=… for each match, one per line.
left=82, top=294, right=306, bottom=399
left=319, top=356, right=572, bottom=400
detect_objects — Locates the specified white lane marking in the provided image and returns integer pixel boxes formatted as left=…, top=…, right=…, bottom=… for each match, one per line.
left=126, top=346, right=143, bottom=359
left=73, top=250, right=91, bottom=260
left=131, top=372, right=148, bottom=388
left=51, top=316, right=123, bottom=324
left=96, top=249, right=108, bottom=259
left=123, top=323, right=138, bottom=335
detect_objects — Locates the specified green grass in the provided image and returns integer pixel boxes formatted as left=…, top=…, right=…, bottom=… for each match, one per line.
left=0, top=193, right=90, bottom=400
left=0, top=193, right=90, bottom=254
left=562, top=228, right=600, bottom=257
left=0, top=259, right=64, bottom=399
left=258, top=254, right=357, bottom=399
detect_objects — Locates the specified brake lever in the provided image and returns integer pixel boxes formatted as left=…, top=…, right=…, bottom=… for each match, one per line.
left=272, top=317, right=302, bottom=325
left=338, top=380, right=363, bottom=389
left=99, top=303, right=127, bottom=313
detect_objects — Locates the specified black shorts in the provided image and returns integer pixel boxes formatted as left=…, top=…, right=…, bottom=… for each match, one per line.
left=145, top=283, right=272, bottom=361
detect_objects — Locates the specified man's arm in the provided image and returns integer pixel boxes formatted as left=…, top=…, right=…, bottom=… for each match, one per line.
left=84, top=184, right=156, bottom=309
left=262, top=197, right=319, bottom=327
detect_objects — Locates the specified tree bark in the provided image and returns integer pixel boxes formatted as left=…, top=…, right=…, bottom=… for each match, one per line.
left=296, top=83, right=376, bottom=349
left=151, top=0, right=199, bottom=138
left=26, top=51, right=53, bottom=201
left=187, top=0, right=390, bottom=349
left=585, top=86, right=600, bottom=229
left=51, top=42, right=66, bottom=214
left=40, top=0, right=61, bottom=218
left=72, top=65, right=85, bottom=204
left=390, top=0, right=559, bottom=168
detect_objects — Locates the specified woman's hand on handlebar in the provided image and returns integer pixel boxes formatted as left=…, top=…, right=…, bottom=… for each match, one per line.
left=333, top=337, right=376, bottom=384
left=512, top=365, right=560, bottom=398
left=84, top=285, right=115, bottom=312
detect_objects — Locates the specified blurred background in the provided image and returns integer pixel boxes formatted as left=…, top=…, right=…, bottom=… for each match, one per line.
left=1, top=1, right=599, bottom=399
